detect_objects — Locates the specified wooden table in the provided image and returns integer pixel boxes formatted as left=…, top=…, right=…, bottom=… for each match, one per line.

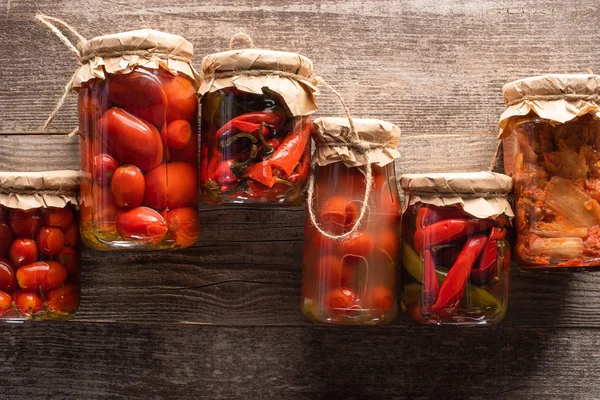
left=2, top=1, right=600, bottom=398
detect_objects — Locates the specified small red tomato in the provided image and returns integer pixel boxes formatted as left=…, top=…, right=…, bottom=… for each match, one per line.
left=9, top=238, right=38, bottom=267
left=111, top=165, right=146, bottom=208
left=0, top=258, right=16, bottom=291
left=158, top=71, right=198, bottom=123
left=98, top=108, right=164, bottom=172
left=41, top=207, right=74, bottom=229
left=324, top=288, right=357, bottom=311
left=93, top=153, right=120, bottom=186
left=340, top=231, right=375, bottom=259
left=63, top=222, right=79, bottom=247
left=165, top=207, right=200, bottom=249
left=169, top=130, right=198, bottom=164
left=364, top=286, right=395, bottom=310
left=46, top=283, right=80, bottom=314
left=162, top=120, right=192, bottom=150
left=0, top=290, right=13, bottom=316
left=16, top=261, right=67, bottom=291
left=14, top=291, right=43, bottom=316
left=116, top=207, right=168, bottom=244
left=37, top=226, right=65, bottom=256
left=10, top=209, right=41, bottom=239
left=57, top=246, right=79, bottom=275
left=0, top=222, right=13, bottom=257
left=319, top=196, right=359, bottom=235
left=144, top=162, right=198, bottom=210
left=314, top=255, right=352, bottom=287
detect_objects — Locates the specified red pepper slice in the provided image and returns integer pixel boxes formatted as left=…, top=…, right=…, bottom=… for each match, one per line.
left=422, top=249, right=439, bottom=305
left=231, top=120, right=271, bottom=138
left=469, top=227, right=505, bottom=284
left=215, top=111, right=286, bottom=139
left=243, top=160, right=275, bottom=187
left=416, top=206, right=468, bottom=229
left=211, top=160, right=239, bottom=184
left=414, top=218, right=493, bottom=253
left=270, top=116, right=312, bottom=176
left=431, top=235, right=488, bottom=314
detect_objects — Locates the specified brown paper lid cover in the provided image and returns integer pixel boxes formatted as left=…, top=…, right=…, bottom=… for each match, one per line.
left=0, top=170, right=80, bottom=210
left=201, top=49, right=313, bottom=76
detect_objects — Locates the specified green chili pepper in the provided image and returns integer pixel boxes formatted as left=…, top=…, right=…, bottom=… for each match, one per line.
left=219, top=132, right=258, bottom=149
left=231, top=144, right=258, bottom=176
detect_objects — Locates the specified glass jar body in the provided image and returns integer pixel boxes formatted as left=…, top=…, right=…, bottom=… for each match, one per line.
left=504, top=113, right=600, bottom=269
left=78, top=66, right=200, bottom=251
left=200, top=88, right=312, bottom=205
left=400, top=203, right=510, bottom=326
left=301, top=162, right=401, bottom=325
left=0, top=205, right=80, bottom=320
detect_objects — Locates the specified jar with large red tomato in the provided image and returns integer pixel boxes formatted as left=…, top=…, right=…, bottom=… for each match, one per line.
left=199, top=45, right=317, bottom=204
left=399, top=172, right=513, bottom=326
left=76, top=30, right=201, bottom=250
left=0, top=171, right=81, bottom=320
left=301, top=118, right=401, bottom=325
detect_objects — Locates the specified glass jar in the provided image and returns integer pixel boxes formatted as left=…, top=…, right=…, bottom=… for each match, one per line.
left=301, top=118, right=401, bottom=325
left=399, top=172, right=513, bottom=326
left=199, top=48, right=317, bottom=205
left=0, top=171, right=81, bottom=321
left=76, top=30, right=201, bottom=250
left=500, top=74, right=600, bottom=269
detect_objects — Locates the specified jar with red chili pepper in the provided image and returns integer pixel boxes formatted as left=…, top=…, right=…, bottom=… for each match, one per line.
left=500, top=74, right=600, bottom=269
left=399, top=172, right=513, bottom=326
left=76, top=30, right=201, bottom=250
left=302, top=118, right=401, bottom=325
left=0, top=171, right=81, bottom=320
left=199, top=47, right=317, bottom=204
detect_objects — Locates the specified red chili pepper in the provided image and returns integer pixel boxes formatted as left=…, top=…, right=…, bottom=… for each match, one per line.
left=414, top=218, right=493, bottom=253
left=470, top=227, right=506, bottom=284
left=431, top=234, right=488, bottom=314
left=287, top=153, right=311, bottom=184
left=269, top=116, right=312, bottom=176
left=416, top=206, right=468, bottom=229
left=243, top=160, right=275, bottom=187
left=206, top=148, right=223, bottom=182
left=211, top=160, right=239, bottom=184
left=215, top=111, right=286, bottom=139
left=423, top=249, right=439, bottom=305
left=231, top=120, right=271, bottom=138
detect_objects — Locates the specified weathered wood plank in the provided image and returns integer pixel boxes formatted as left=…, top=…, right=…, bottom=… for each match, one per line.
left=0, top=323, right=599, bottom=399
left=1, top=0, right=599, bottom=134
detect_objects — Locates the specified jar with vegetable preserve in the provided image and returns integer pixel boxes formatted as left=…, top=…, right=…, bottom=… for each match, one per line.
left=0, top=171, right=81, bottom=320
left=76, top=30, right=201, bottom=250
left=399, top=172, right=513, bottom=326
left=199, top=47, right=317, bottom=204
left=499, top=74, right=600, bottom=269
left=302, top=118, right=401, bottom=325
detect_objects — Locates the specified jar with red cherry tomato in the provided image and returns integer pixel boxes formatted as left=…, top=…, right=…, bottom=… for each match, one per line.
left=301, top=118, right=401, bottom=325
left=76, top=30, right=201, bottom=250
left=199, top=47, right=317, bottom=205
left=399, top=172, right=513, bottom=326
left=0, top=171, right=81, bottom=320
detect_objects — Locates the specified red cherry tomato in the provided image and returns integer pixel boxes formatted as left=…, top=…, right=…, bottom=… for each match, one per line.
left=116, top=207, right=168, bottom=244
left=339, top=231, right=375, bottom=259
left=364, top=286, right=395, bottom=310
left=144, top=162, right=198, bottom=210
left=93, top=153, right=119, bottom=186
left=14, top=291, right=43, bottom=316
left=16, top=261, right=67, bottom=291
left=41, top=207, right=74, bottom=229
left=10, top=209, right=41, bottom=239
left=169, top=130, right=198, bottom=164
left=63, top=222, right=79, bottom=247
left=111, top=165, right=146, bottom=208
left=324, top=288, right=357, bottom=312
left=162, top=120, right=192, bottom=150
left=0, top=222, right=13, bottom=257
left=58, top=246, right=79, bottom=275
left=107, top=68, right=167, bottom=128
left=314, top=255, right=352, bottom=287
left=98, top=108, right=164, bottom=172
left=319, top=196, right=359, bottom=235
left=36, top=226, right=65, bottom=256
left=165, top=207, right=200, bottom=249
left=157, top=71, right=198, bottom=123
left=0, top=258, right=16, bottom=291
left=9, top=238, right=38, bottom=267
left=46, top=283, right=80, bottom=314
left=0, top=290, right=12, bottom=316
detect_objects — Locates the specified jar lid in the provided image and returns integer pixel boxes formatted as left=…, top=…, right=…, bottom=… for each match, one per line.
left=498, top=74, right=600, bottom=138
left=74, top=29, right=198, bottom=87
left=0, top=170, right=80, bottom=210
left=201, top=49, right=313, bottom=77
left=399, top=172, right=513, bottom=195
left=312, top=117, right=401, bottom=168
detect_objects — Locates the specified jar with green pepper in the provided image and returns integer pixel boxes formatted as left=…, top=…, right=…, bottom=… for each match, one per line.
left=399, top=172, right=513, bottom=326
left=199, top=48, right=317, bottom=204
